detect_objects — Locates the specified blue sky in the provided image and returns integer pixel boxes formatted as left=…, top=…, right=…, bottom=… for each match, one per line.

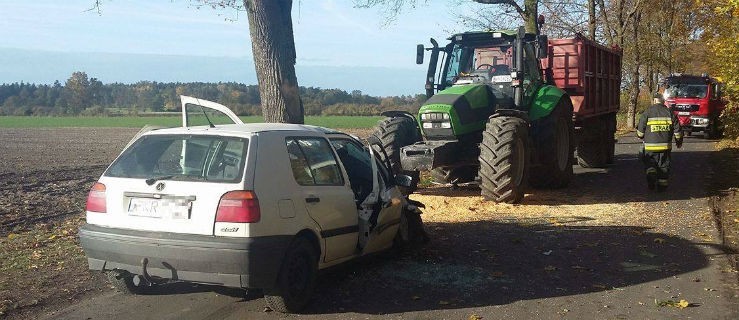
left=0, top=0, right=479, bottom=95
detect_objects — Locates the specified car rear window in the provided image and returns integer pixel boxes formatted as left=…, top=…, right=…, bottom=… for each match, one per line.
left=105, top=134, right=248, bottom=183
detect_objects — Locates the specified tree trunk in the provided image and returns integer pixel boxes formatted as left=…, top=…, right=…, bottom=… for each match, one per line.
left=627, top=11, right=642, bottom=129
left=244, top=0, right=304, bottom=124
left=523, top=0, right=539, bottom=34
left=588, top=0, right=596, bottom=40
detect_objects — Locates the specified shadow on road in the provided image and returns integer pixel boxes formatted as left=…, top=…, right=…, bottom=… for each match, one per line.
left=134, top=282, right=253, bottom=300
left=416, top=136, right=724, bottom=205
left=297, top=219, right=710, bottom=314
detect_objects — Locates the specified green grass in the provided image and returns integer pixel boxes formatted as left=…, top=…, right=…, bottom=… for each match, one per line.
left=0, top=116, right=383, bottom=129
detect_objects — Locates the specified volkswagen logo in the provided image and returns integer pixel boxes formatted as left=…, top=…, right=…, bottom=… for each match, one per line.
left=155, top=182, right=165, bottom=191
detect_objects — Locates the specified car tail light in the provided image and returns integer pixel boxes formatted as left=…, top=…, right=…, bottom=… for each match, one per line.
left=216, top=191, right=260, bottom=223
left=86, top=182, right=107, bottom=213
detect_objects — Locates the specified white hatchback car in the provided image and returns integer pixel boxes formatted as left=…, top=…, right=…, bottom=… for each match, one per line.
left=79, top=96, right=427, bottom=313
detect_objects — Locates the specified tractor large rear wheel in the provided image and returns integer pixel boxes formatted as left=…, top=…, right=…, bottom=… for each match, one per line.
left=371, top=116, right=421, bottom=194
left=478, top=116, right=529, bottom=203
left=529, top=99, right=574, bottom=189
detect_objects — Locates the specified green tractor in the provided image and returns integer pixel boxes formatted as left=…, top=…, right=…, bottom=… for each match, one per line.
left=371, top=27, right=574, bottom=203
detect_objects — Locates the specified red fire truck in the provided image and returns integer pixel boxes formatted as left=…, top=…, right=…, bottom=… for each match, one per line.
left=661, top=74, right=726, bottom=138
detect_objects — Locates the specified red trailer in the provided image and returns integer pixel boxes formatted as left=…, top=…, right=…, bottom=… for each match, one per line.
left=541, top=35, right=623, bottom=167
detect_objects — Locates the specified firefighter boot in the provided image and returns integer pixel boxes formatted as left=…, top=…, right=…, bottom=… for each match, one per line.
left=656, top=178, right=668, bottom=192
left=646, top=168, right=657, bottom=190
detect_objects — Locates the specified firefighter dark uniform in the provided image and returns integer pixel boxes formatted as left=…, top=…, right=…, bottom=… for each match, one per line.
left=637, top=102, right=683, bottom=191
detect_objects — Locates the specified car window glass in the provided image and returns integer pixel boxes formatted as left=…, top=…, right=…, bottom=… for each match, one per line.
left=330, top=138, right=374, bottom=201
left=206, top=139, right=245, bottom=180
left=105, top=135, right=247, bottom=183
left=185, top=103, right=239, bottom=127
left=286, top=138, right=343, bottom=186
left=286, top=139, right=316, bottom=185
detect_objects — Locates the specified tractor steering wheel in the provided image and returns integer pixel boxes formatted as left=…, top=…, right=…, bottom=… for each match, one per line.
left=477, top=64, right=493, bottom=70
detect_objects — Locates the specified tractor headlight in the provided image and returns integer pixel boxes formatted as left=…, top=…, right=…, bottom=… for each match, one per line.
left=421, top=112, right=449, bottom=121
left=420, top=112, right=452, bottom=130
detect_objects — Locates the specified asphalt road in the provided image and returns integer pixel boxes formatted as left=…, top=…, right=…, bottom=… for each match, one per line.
left=43, top=134, right=739, bottom=320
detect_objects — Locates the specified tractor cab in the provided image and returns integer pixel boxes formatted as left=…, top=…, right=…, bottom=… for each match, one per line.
left=417, top=28, right=548, bottom=111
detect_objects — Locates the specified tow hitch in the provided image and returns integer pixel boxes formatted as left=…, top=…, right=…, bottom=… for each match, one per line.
left=135, top=257, right=154, bottom=287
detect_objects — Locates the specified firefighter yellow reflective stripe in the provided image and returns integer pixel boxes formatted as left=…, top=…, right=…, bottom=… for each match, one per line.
left=646, top=167, right=657, bottom=174
left=644, top=142, right=670, bottom=151
left=646, top=117, right=672, bottom=125
left=636, top=130, right=644, bottom=138
left=674, top=132, right=683, bottom=139
left=657, top=179, right=668, bottom=186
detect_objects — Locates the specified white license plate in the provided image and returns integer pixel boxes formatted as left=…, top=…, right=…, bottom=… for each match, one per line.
left=128, top=198, right=190, bottom=219
left=678, top=111, right=691, bottom=116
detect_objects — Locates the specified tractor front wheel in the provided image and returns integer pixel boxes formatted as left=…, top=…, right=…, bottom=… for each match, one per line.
left=370, top=116, right=422, bottom=194
left=478, top=116, right=529, bottom=203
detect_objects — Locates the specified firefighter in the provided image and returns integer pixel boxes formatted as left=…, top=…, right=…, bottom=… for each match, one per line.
left=637, top=93, right=683, bottom=191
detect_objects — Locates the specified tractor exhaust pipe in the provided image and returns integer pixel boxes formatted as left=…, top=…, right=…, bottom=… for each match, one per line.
left=513, top=26, right=525, bottom=109
left=425, top=38, right=440, bottom=98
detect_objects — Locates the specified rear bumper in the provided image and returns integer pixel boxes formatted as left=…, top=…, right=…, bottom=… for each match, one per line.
left=79, top=224, right=291, bottom=289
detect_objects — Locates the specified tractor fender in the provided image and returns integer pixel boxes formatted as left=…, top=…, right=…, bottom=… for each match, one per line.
left=530, top=85, right=568, bottom=121
left=380, top=110, right=417, bottom=122
left=490, top=109, right=530, bottom=122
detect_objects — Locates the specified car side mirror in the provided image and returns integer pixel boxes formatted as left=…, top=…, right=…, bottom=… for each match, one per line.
left=537, top=35, right=548, bottom=59
left=395, top=174, right=413, bottom=187
left=416, top=44, right=425, bottom=65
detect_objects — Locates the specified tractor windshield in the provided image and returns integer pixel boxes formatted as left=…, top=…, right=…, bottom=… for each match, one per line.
left=443, top=44, right=514, bottom=87
left=441, top=42, right=516, bottom=108
left=664, top=84, right=708, bottom=99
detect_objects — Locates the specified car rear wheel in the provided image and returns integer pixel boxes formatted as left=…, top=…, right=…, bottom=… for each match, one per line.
left=264, top=237, right=318, bottom=313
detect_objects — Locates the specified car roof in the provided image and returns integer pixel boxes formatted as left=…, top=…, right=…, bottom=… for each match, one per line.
left=145, top=123, right=345, bottom=137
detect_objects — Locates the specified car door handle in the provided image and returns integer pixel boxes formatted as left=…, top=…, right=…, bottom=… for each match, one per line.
left=305, top=196, right=320, bottom=203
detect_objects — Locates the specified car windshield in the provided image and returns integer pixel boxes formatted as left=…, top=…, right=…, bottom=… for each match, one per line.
left=664, top=84, right=708, bottom=99
left=105, top=134, right=248, bottom=183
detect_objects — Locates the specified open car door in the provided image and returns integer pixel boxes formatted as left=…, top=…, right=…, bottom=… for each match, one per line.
left=358, top=145, right=405, bottom=255
left=180, top=95, right=243, bottom=128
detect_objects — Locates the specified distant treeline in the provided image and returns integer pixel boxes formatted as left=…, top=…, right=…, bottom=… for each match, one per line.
left=0, top=71, right=426, bottom=116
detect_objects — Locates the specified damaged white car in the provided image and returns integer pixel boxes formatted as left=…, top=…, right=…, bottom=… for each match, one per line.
left=79, top=96, right=427, bottom=313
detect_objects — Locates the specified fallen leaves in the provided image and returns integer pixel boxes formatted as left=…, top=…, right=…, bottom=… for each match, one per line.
left=655, top=299, right=691, bottom=309
left=468, top=314, right=483, bottom=320
left=639, top=250, right=657, bottom=258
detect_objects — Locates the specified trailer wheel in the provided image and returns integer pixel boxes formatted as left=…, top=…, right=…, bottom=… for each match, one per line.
left=478, top=116, right=529, bottom=203
left=529, top=99, right=574, bottom=189
left=370, top=116, right=421, bottom=194
left=605, top=114, right=617, bottom=164
left=576, top=115, right=609, bottom=168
